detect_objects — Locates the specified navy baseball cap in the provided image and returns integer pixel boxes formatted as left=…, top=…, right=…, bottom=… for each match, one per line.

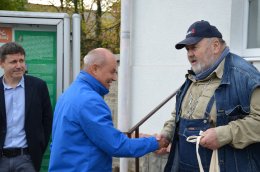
left=175, top=20, right=222, bottom=49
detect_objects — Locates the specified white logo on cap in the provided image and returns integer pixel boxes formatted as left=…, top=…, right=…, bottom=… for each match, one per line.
left=186, top=29, right=195, bottom=36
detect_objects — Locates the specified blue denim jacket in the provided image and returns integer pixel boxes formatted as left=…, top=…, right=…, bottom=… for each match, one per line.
left=165, top=53, right=260, bottom=172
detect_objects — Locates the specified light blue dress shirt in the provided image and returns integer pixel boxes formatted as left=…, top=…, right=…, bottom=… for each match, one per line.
left=3, top=76, right=27, bottom=148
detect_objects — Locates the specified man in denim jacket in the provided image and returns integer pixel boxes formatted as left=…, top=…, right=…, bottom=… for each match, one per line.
left=160, top=20, right=260, bottom=172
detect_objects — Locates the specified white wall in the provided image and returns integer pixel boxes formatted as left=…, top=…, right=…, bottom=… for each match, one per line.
left=129, top=0, right=232, bottom=134
left=253, top=62, right=260, bottom=70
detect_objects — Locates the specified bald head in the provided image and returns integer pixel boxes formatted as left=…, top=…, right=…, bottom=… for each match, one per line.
left=83, top=48, right=116, bottom=71
left=83, top=48, right=118, bottom=89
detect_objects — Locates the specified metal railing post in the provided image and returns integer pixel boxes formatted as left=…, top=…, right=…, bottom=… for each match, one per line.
left=135, top=128, right=139, bottom=172
left=126, top=89, right=179, bottom=171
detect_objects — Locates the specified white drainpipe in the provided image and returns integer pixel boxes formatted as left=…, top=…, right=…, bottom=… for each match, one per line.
left=63, top=15, right=71, bottom=90
left=118, top=0, right=132, bottom=171
left=72, top=14, right=81, bottom=81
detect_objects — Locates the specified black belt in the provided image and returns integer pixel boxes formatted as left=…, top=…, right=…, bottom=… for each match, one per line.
left=1, top=148, right=29, bottom=158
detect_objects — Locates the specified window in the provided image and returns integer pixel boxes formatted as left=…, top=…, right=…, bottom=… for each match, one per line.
left=247, top=0, right=260, bottom=48
left=230, top=0, right=260, bottom=69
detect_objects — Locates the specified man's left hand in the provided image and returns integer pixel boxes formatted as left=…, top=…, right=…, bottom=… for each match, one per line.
left=199, top=128, right=220, bottom=150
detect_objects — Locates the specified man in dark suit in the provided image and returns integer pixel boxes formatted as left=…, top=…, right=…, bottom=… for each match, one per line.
left=0, top=42, right=52, bottom=172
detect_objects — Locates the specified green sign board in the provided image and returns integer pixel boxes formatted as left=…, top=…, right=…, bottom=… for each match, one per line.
left=15, top=30, right=57, bottom=107
left=15, top=30, right=57, bottom=172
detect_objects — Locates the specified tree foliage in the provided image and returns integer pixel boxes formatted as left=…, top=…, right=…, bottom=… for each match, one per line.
left=0, top=0, right=27, bottom=11
left=55, top=0, right=120, bottom=56
left=34, top=0, right=120, bottom=58
left=1, top=0, right=121, bottom=60
left=67, top=0, right=121, bottom=57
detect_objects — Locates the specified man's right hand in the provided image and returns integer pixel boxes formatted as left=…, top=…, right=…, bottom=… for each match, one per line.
left=156, top=134, right=170, bottom=149
left=139, top=133, right=170, bottom=154
left=155, top=134, right=170, bottom=155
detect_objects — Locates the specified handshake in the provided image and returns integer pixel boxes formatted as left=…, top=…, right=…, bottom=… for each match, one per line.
left=140, top=133, right=171, bottom=155
left=155, top=135, right=170, bottom=150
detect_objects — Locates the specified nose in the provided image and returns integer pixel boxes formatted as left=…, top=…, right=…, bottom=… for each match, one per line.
left=16, top=62, right=22, bottom=68
left=112, top=73, right=118, bottom=81
left=187, top=49, right=194, bottom=57
left=15, top=61, right=25, bottom=70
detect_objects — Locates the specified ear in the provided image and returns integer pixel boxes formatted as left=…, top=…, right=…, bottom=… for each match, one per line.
left=212, top=39, right=221, bottom=54
left=90, top=64, right=99, bottom=75
left=0, top=60, right=3, bottom=68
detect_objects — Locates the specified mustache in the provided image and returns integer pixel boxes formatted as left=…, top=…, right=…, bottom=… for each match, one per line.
left=13, top=69, right=24, bottom=72
left=189, top=56, right=197, bottom=63
left=189, top=56, right=196, bottom=60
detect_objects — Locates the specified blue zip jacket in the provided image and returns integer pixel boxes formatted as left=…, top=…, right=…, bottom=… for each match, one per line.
left=49, top=71, right=158, bottom=172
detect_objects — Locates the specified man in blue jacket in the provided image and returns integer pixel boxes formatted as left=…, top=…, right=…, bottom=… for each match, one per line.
left=49, top=48, right=168, bottom=172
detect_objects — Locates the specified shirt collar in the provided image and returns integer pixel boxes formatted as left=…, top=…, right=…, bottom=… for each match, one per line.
left=2, top=76, right=25, bottom=90
left=214, top=58, right=225, bottom=79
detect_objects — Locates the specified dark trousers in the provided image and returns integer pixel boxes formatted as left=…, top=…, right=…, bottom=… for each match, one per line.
left=0, top=155, right=36, bottom=172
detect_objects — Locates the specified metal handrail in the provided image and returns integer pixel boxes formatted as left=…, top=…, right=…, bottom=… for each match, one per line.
left=125, top=89, right=179, bottom=172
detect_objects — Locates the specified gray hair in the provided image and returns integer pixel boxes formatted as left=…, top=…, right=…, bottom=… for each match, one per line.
left=207, top=37, right=226, bottom=46
left=83, top=48, right=113, bottom=70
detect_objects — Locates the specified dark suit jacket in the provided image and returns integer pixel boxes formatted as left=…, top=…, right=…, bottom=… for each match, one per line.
left=0, top=75, right=53, bottom=171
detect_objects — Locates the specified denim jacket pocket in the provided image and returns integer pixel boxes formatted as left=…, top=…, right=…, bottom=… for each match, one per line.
left=225, top=105, right=249, bottom=122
